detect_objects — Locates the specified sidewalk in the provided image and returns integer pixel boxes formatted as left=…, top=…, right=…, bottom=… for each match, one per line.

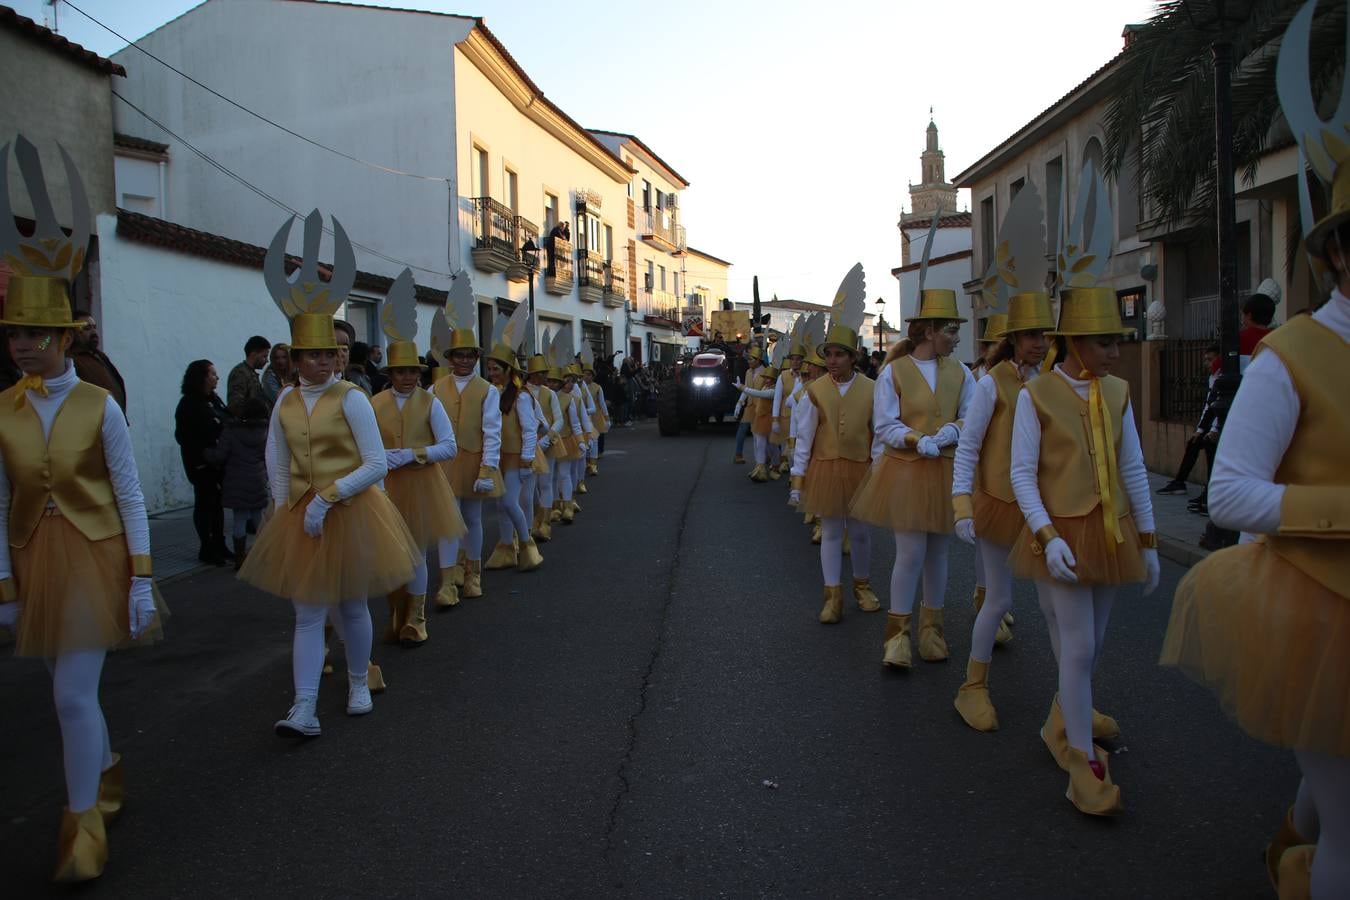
left=1146, top=471, right=1213, bottom=569
left=150, top=507, right=215, bottom=583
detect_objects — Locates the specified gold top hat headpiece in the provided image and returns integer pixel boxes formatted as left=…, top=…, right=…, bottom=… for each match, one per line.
left=263, top=209, right=354, bottom=351
left=1278, top=0, right=1350, bottom=261
left=527, top=326, right=552, bottom=376
left=0, top=136, right=91, bottom=330
left=380, top=268, right=425, bottom=371
left=486, top=300, right=530, bottom=371
left=820, top=263, right=866, bottom=355
left=1050, top=161, right=1128, bottom=338
left=910, top=214, right=968, bottom=323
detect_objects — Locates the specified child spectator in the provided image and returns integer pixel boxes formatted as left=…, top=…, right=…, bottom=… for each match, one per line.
left=207, top=396, right=271, bottom=569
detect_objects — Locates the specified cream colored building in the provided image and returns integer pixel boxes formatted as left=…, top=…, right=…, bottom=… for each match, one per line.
left=682, top=246, right=733, bottom=340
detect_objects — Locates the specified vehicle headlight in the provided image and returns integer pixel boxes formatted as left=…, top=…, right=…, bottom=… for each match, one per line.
left=692, top=376, right=715, bottom=387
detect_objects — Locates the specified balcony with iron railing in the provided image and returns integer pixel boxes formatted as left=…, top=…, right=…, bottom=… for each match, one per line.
left=505, top=215, right=540, bottom=283
left=577, top=249, right=605, bottom=303
left=639, top=207, right=686, bottom=253
left=603, top=263, right=626, bottom=309
left=638, top=288, right=681, bottom=328
left=470, top=197, right=518, bottom=274
left=544, top=236, right=574, bottom=296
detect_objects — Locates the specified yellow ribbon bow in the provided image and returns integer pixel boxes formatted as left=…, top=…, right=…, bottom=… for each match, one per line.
left=1071, top=352, right=1124, bottom=554
left=14, top=374, right=47, bottom=410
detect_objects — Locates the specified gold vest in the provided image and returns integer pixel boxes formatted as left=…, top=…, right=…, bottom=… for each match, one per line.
left=534, top=385, right=558, bottom=432
left=0, top=381, right=123, bottom=547
left=777, top=370, right=798, bottom=417
left=753, top=371, right=775, bottom=418
left=502, top=394, right=523, bottom=454
left=975, top=361, right=1026, bottom=503
left=1258, top=316, right=1350, bottom=598
left=1025, top=372, right=1131, bottom=519
left=587, top=382, right=609, bottom=430
left=883, top=356, right=965, bottom=461
left=434, top=374, right=489, bottom=454
left=372, top=388, right=434, bottom=452
left=278, top=381, right=363, bottom=509
left=806, top=375, right=874, bottom=462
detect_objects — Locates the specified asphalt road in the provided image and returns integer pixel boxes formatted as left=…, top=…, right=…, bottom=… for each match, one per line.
left=1, top=421, right=1297, bottom=898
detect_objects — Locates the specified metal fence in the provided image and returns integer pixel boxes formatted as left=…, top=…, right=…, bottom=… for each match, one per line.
left=1159, top=338, right=1213, bottom=423
left=471, top=197, right=515, bottom=254
left=1179, top=289, right=1251, bottom=340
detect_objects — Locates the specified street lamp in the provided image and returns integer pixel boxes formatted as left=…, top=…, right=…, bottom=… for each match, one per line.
left=521, top=238, right=540, bottom=355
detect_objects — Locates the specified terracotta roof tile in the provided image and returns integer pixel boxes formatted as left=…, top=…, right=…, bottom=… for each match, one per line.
left=0, top=5, right=126, bottom=76
left=899, top=212, right=972, bottom=230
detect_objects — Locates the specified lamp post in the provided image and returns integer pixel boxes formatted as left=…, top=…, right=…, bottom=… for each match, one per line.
left=521, top=238, right=540, bottom=355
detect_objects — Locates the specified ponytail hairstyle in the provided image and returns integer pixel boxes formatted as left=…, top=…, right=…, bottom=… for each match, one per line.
left=498, top=370, right=521, bottom=414
left=883, top=319, right=957, bottom=365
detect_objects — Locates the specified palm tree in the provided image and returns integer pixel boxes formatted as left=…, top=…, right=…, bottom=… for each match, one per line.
left=1103, top=0, right=1344, bottom=230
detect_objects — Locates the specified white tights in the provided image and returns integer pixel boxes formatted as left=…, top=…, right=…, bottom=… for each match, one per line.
left=537, top=459, right=555, bottom=509
left=407, top=556, right=428, bottom=595
left=1294, top=752, right=1350, bottom=898
left=820, top=516, right=871, bottom=585
left=970, top=538, right=1013, bottom=662
left=572, top=457, right=585, bottom=488
left=519, top=470, right=538, bottom=522
left=556, top=458, right=574, bottom=502
left=889, top=531, right=951, bottom=614
left=438, top=498, right=483, bottom=566
left=296, top=600, right=371, bottom=698
left=45, top=649, right=111, bottom=812
left=497, top=468, right=532, bottom=544
left=1036, top=581, right=1116, bottom=754
left=753, top=434, right=768, bottom=466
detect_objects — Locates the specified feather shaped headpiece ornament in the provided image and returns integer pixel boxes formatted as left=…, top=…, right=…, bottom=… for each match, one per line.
left=820, top=263, right=865, bottom=356
left=262, top=209, right=354, bottom=350
left=984, top=182, right=1053, bottom=337
left=486, top=300, right=530, bottom=371
left=910, top=212, right=967, bottom=323
left=437, top=269, right=480, bottom=356
left=380, top=268, right=426, bottom=370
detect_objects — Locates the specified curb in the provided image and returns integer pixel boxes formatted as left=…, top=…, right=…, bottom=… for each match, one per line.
left=1158, top=535, right=1208, bottom=570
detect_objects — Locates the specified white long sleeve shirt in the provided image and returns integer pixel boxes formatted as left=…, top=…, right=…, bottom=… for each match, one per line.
left=512, top=389, right=539, bottom=461
left=0, top=363, right=150, bottom=582
left=953, top=363, right=1038, bottom=500
left=791, top=375, right=860, bottom=477
left=391, top=389, right=457, bottom=464
left=452, top=373, right=502, bottom=470
left=267, top=376, right=388, bottom=506
left=1209, top=289, right=1350, bottom=534
left=567, top=384, right=593, bottom=434
left=772, top=371, right=797, bottom=418
left=872, top=357, right=976, bottom=459
left=1010, top=366, right=1155, bottom=535
left=528, top=384, right=564, bottom=438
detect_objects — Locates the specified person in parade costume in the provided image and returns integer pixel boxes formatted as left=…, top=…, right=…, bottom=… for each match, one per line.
left=788, top=315, right=829, bottom=544
left=525, top=330, right=564, bottom=543
left=1006, top=164, right=1159, bottom=815
left=789, top=264, right=880, bottom=623
left=731, top=346, right=765, bottom=463
left=238, top=210, right=421, bottom=738
left=1162, top=9, right=1349, bottom=894
left=950, top=182, right=1052, bottom=729
left=483, top=302, right=544, bottom=572
left=970, top=314, right=1007, bottom=381
left=851, top=216, right=976, bottom=669
left=563, top=350, right=595, bottom=506
left=0, top=137, right=164, bottom=883
left=370, top=269, right=466, bottom=646
left=581, top=347, right=610, bottom=477
left=545, top=329, right=586, bottom=524
left=737, top=340, right=786, bottom=482
left=430, top=272, right=504, bottom=606
left=771, top=320, right=807, bottom=475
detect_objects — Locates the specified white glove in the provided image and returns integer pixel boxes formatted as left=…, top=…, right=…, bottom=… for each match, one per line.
left=955, top=518, right=977, bottom=545
left=384, top=449, right=413, bottom=470
left=771, top=421, right=781, bottom=434
left=539, top=435, right=553, bottom=451
left=128, top=576, right=156, bottom=638
left=916, top=436, right=940, bottom=458
left=473, top=477, right=495, bottom=494
left=578, top=441, right=588, bottom=454
left=788, top=489, right=802, bottom=506
left=1143, top=548, right=1160, bottom=596
left=303, top=494, right=333, bottom=538
left=935, top=424, right=961, bottom=449
left=1044, top=537, right=1078, bottom=583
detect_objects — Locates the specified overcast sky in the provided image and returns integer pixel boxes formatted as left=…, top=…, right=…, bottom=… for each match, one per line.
left=16, top=0, right=1159, bottom=325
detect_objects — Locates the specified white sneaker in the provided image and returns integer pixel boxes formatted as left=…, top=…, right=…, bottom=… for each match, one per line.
left=275, top=695, right=321, bottom=737
left=347, top=672, right=373, bottom=716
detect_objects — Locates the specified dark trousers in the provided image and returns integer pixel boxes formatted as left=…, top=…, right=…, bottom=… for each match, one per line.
left=598, top=433, right=605, bottom=455
left=1175, top=437, right=1216, bottom=485
left=191, top=473, right=226, bottom=556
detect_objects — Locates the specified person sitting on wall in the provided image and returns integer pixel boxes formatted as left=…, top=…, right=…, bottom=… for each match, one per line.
left=1157, top=343, right=1224, bottom=514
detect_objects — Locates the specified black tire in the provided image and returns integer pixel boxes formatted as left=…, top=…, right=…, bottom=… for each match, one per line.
left=657, top=381, right=680, bottom=436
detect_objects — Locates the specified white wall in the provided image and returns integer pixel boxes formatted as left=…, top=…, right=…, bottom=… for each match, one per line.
left=901, top=224, right=968, bottom=263
left=95, top=214, right=289, bottom=513
left=897, top=255, right=977, bottom=364
left=114, top=154, right=164, bottom=217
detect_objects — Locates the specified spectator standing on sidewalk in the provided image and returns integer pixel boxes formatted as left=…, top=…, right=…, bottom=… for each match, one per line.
left=1157, top=343, right=1224, bottom=513
left=206, top=395, right=270, bottom=569
left=69, top=311, right=127, bottom=414
left=1239, top=280, right=1280, bottom=371
left=261, top=342, right=290, bottom=407
left=346, top=341, right=375, bottom=394
left=175, top=359, right=232, bottom=565
left=227, top=335, right=271, bottom=418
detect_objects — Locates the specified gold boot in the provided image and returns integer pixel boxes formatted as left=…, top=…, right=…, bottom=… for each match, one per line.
left=818, top=585, right=843, bottom=624
left=97, top=754, right=124, bottom=825
left=384, top=589, right=406, bottom=644
left=571, top=499, right=583, bottom=514
left=1064, top=745, right=1123, bottom=816
left=853, top=578, right=881, bottom=612
left=1092, top=708, right=1122, bottom=740
left=917, top=605, right=949, bottom=661
left=550, top=501, right=563, bottom=523
left=767, top=465, right=781, bottom=481
left=532, top=508, right=552, bottom=543
left=484, top=542, right=518, bottom=570
left=883, top=613, right=913, bottom=668
left=462, top=559, right=483, bottom=599
left=587, top=460, right=598, bottom=477
left=1266, top=807, right=1309, bottom=891
left=1277, top=845, right=1316, bottom=900
left=954, top=658, right=998, bottom=732
left=748, top=463, right=769, bottom=482
left=577, top=479, right=588, bottom=494
left=810, top=522, right=822, bottom=545
left=399, top=593, right=429, bottom=646
left=1043, top=695, right=1118, bottom=771
left=518, top=539, right=544, bottom=572
left=973, top=586, right=1013, bottom=646
left=367, top=661, right=387, bottom=693
left=561, top=501, right=576, bottom=524
left=53, top=807, right=107, bottom=883
left=434, top=568, right=460, bottom=609
left=778, top=457, right=791, bottom=475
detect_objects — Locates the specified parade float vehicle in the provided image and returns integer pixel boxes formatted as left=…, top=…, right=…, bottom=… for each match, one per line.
left=657, top=348, right=739, bottom=435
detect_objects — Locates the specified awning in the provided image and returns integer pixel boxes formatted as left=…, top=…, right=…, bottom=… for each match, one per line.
left=653, top=334, right=686, bottom=346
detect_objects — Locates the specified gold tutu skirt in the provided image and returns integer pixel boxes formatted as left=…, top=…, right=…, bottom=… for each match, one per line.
left=849, top=455, right=954, bottom=534
left=1009, top=510, right=1145, bottom=585
left=12, top=513, right=165, bottom=657
left=974, top=491, right=1025, bottom=550
left=238, top=487, right=421, bottom=605
left=1161, top=541, right=1350, bottom=755
left=752, top=411, right=772, bottom=437
left=770, top=415, right=790, bottom=446
left=557, top=435, right=582, bottom=461
left=501, top=452, right=525, bottom=472
left=385, top=464, right=466, bottom=549
left=800, top=457, right=870, bottom=520
left=532, top=453, right=550, bottom=475
left=440, top=449, right=504, bottom=499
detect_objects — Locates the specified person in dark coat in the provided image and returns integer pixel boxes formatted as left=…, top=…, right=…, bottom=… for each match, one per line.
left=174, top=359, right=232, bottom=565
left=206, top=395, right=271, bottom=569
